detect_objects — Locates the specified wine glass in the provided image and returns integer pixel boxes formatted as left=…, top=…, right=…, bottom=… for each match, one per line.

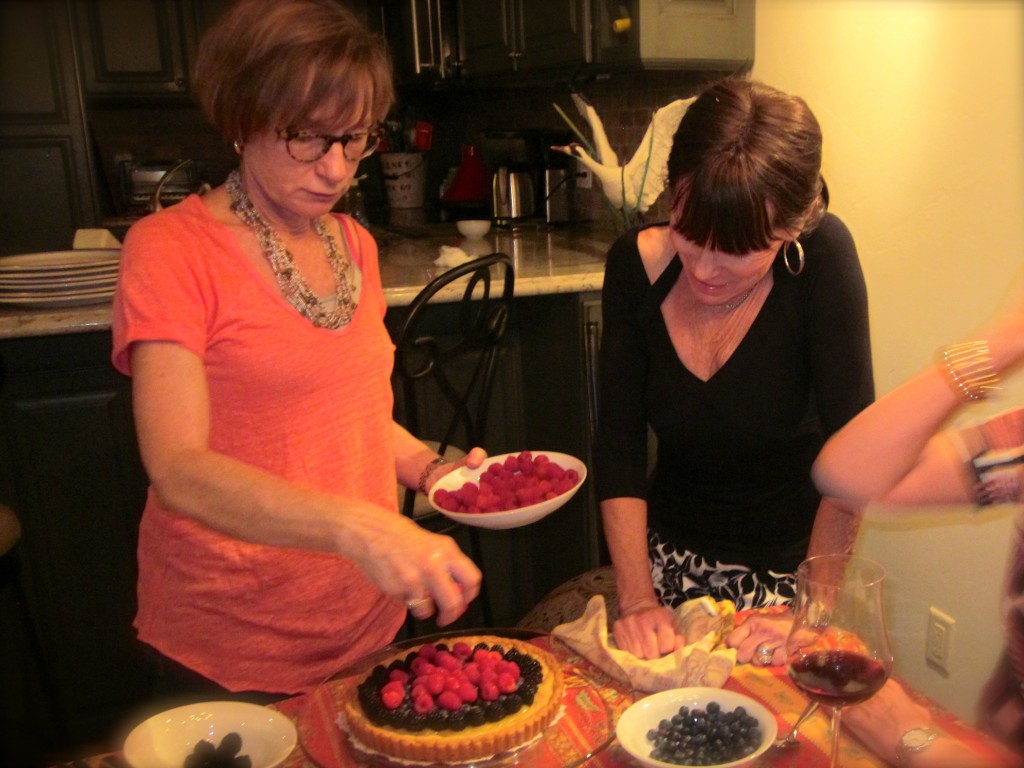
left=785, top=554, right=893, bottom=768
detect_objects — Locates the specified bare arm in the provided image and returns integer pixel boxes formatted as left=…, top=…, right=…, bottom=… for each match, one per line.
left=813, top=295, right=1024, bottom=505
left=602, top=496, right=682, bottom=659
left=131, top=340, right=481, bottom=624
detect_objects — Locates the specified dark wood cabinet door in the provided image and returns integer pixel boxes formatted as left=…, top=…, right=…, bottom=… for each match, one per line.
left=458, top=0, right=588, bottom=77
left=0, top=0, right=98, bottom=255
left=75, top=0, right=190, bottom=96
left=0, top=332, right=151, bottom=752
left=458, top=0, right=517, bottom=76
left=187, top=0, right=235, bottom=35
left=518, top=0, right=589, bottom=71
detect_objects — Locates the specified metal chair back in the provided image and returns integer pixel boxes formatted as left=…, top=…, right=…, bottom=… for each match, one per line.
left=394, top=252, right=515, bottom=521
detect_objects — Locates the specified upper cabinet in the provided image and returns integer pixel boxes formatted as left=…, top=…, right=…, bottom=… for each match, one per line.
left=457, top=0, right=590, bottom=78
left=592, top=0, right=754, bottom=71
left=373, top=0, right=461, bottom=86
left=74, top=0, right=235, bottom=100
left=0, top=0, right=99, bottom=255
left=378, top=0, right=753, bottom=87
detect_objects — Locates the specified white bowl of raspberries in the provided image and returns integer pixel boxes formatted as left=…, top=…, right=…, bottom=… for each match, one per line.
left=122, top=700, right=297, bottom=768
left=428, top=450, right=586, bottom=529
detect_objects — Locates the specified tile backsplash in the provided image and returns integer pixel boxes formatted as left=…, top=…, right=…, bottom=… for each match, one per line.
left=405, top=69, right=727, bottom=230
left=86, top=69, right=731, bottom=230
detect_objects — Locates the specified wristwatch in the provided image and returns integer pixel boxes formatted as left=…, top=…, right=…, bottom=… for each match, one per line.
left=896, top=727, right=937, bottom=764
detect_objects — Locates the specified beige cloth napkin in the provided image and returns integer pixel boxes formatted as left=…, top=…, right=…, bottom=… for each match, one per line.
left=552, top=594, right=737, bottom=693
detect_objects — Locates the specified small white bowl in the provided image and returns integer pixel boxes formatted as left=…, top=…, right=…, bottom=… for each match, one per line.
left=428, top=450, right=586, bottom=529
left=615, top=687, right=777, bottom=768
left=456, top=219, right=492, bottom=238
left=122, top=700, right=297, bottom=768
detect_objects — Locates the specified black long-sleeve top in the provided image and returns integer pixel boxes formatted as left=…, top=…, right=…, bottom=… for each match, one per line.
left=594, top=213, right=875, bottom=575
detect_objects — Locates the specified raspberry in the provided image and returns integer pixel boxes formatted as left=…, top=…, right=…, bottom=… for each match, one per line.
left=443, top=674, right=462, bottom=692
left=388, top=668, right=410, bottom=684
left=435, top=650, right=461, bottom=671
left=497, top=672, right=518, bottom=694
left=413, top=693, right=435, bottom=714
left=480, top=681, right=500, bottom=702
left=437, top=690, right=462, bottom=711
left=411, top=683, right=429, bottom=701
left=458, top=683, right=479, bottom=703
left=497, top=660, right=521, bottom=681
left=452, top=641, right=473, bottom=659
left=380, top=684, right=405, bottom=710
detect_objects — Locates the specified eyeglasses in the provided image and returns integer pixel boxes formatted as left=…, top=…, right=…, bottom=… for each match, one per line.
left=277, top=125, right=382, bottom=163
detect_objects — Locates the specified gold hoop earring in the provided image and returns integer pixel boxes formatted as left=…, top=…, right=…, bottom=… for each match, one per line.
left=783, top=240, right=804, bottom=276
left=233, top=140, right=244, bottom=155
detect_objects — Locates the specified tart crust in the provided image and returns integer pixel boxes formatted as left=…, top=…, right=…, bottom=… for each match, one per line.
left=340, top=635, right=564, bottom=763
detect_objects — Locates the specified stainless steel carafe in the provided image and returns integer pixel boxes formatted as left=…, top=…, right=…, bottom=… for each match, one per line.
left=491, top=166, right=535, bottom=225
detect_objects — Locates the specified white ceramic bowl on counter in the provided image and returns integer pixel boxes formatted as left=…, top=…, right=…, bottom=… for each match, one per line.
left=456, top=219, right=492, bottom=238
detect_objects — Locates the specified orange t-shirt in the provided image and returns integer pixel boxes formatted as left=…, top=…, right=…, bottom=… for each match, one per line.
left=112, top=195, right=404, bottom=693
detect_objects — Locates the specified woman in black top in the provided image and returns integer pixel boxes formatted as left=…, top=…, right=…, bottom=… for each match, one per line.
left=594, top=78, right=874, bottom=659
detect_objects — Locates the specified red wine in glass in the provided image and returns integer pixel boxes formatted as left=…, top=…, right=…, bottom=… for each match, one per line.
left=785, top=554, right=893, bottom=768
left=788, top=648, right=889, bottom=708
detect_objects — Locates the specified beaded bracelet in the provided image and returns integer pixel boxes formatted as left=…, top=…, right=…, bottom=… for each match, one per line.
left=941, top=341, right=1001, bottom=402
left=418, top=456, right=449, bottom=495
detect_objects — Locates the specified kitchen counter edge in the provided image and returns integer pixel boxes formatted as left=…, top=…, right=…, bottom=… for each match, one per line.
left=0, top=225, right=616, bottom=340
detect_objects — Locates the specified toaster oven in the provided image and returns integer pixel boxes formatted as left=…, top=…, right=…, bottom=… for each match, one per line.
left=118, top=160, right=209, bottom=213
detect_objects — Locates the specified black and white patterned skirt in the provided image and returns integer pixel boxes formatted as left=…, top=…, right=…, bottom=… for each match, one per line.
left=649, top=529, right=797, bottom=610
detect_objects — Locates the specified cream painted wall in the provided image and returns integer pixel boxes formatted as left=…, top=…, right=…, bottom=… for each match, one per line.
left=751, top=0, right=1024, bottom=720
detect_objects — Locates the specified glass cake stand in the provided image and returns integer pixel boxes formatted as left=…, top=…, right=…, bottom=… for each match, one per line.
left=296, top=628, right=634, bottom=768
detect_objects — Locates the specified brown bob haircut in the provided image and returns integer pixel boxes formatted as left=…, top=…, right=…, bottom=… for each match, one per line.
left=667, top=78, right=827, bottom=255
left=193, top=0, right=394, bottom=143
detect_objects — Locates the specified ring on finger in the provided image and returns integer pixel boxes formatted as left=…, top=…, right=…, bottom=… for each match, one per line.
left=406, top=596, right=432, bottom=611
left=754, top=641, right=775, bottom=666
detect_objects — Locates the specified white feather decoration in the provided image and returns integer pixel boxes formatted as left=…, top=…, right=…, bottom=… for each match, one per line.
left=553, top=94, right=695, bottom=215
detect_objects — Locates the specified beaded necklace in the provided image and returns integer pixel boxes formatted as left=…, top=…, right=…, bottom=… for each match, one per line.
left=227, top=170, right=355, bottom=329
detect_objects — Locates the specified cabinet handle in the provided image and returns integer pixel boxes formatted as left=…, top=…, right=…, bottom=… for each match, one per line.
left=584, top=319, right=601, bottom=440
left=433, top=0, right=449, bottom=78
left=410, top=0, right=437, bottom=74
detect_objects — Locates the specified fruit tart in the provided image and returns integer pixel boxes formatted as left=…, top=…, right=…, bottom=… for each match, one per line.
left=339, top=635, right=564, bottom=763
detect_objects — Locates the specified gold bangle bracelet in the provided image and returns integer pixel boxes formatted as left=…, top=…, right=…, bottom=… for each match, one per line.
left=417, top=456, right=449, bottom=495
left=941, top=341, right=1001, bottom=402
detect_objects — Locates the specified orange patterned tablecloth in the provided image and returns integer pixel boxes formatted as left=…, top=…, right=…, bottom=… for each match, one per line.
left=62, top=634, right=1019, bottom=767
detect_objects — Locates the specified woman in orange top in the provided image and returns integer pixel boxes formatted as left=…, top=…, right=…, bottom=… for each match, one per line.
left=113, top=0, right=481, bottom=698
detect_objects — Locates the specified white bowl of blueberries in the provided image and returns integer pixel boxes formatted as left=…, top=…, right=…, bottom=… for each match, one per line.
left=615, top=687, right=777, bottom=768
left=122, top=700, right=297, bottom=768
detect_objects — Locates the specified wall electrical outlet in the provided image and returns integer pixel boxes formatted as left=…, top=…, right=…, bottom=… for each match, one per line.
left=576, top=168, right=593, bottom=189
left=925, top=606, right=955, bottom=674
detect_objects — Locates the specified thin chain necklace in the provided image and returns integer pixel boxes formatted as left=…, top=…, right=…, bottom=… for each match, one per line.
left=227, top=170, right=355, bottom=329
left=718, top=285, right=756, bottom=312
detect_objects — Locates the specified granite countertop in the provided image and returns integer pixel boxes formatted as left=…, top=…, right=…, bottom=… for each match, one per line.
left=0, top=222, right=616, bottom=340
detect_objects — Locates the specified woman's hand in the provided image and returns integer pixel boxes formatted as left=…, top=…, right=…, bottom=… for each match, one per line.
left=613, top=602, right=683, bottom=659
left=355, top=512, right=482, bottom=627
left=427, top=447, right=488, bottom=490
left=842, top=678, right=980, bottom=765
left=726, top=609, right=793, bottom=667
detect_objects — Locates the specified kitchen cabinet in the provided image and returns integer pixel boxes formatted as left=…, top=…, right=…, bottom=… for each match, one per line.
left=516, top=293, right=606, bottom=585
left=0, top=331, right=152, bottom=756
left=373, top=0, right=461, bottom=85
left=457, top=0, right=591, bottom=78
left=74, top=0, right=235, bottom=99
left=0, top=0, right=100, bottom=256
left=592, top=0, right=755, bottom=71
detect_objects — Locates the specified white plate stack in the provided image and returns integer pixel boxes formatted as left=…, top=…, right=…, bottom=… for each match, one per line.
left=0, top=249, right=120, bottom=309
